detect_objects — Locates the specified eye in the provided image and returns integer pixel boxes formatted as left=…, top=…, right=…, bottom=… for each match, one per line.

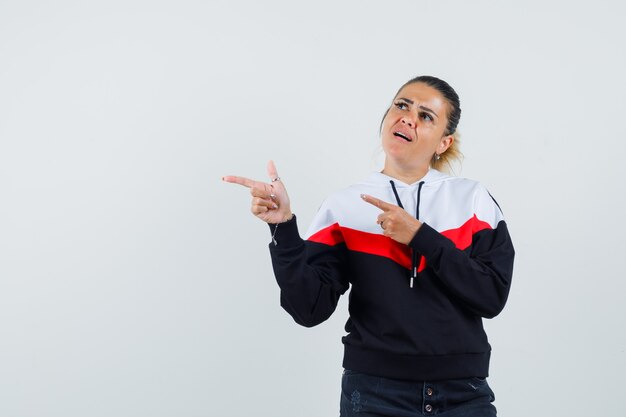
left=419, top=112, right=434, bottom=122
left=394, top=101, right=409, bottom=110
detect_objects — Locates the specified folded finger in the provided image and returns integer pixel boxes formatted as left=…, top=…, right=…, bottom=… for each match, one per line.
left=253, top=197, right=278, bottom=210
left=251, top=204, right=269, bottom=215
left=250, top=184, right=273, bottom=199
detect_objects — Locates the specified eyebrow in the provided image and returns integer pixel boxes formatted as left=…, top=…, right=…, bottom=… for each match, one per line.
left=397, top=97, right=439, bottom=118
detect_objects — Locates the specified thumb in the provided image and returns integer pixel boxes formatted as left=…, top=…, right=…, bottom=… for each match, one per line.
left=267, top=160, right=279, bottom=181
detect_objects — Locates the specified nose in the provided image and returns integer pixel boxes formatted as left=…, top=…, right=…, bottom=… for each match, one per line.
left=401, top=114, right=416, bottom=128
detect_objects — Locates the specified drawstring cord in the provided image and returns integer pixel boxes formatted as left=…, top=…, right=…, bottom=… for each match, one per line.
left=390, top=180, right=405, bottom=210
left=389, top=180, right=425, bottom=288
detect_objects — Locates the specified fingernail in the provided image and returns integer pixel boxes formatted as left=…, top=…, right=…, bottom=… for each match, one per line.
left=270, top=194, right=276, bottom=199
left=273, top=204, right=278, bottom=209
left=360, top=194, right=366, bottom=199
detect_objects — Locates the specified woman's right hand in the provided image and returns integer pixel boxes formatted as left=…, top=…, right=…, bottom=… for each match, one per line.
left=222, top=160, right=293, bottom=224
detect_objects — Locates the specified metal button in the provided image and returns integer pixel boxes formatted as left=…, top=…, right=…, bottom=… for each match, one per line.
left=426, top=387, right=433, bottom=396
left=425, top=404, right=433, bottom=413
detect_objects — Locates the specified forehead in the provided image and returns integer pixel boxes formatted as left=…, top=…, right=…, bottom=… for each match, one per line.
left=395, top=82, right=449, bottom=115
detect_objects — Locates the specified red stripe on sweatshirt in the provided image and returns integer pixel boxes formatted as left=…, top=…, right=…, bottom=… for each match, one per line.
left=308, top=223, right=412, bottom=269
left=440, top=214, right=492, bottom=251
left=308, top=222, right=345, bottom=245
left=307, top=215, right=492, bottom=270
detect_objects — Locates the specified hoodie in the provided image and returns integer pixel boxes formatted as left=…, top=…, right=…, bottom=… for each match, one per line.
left=268, top=169, right=515, bottom=381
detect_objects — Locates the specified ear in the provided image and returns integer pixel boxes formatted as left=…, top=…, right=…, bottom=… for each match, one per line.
left=438, top=134, right=454, bottom=154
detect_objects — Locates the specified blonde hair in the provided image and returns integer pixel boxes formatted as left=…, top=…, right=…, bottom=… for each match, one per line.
left=431, top=131, right=463, bottom=174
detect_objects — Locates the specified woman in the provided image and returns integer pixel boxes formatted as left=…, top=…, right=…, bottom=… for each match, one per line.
left=223, top=76, right=514, bottom=416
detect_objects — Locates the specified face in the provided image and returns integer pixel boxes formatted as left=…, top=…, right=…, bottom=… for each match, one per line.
left=381, top=82, right=453, bottom=171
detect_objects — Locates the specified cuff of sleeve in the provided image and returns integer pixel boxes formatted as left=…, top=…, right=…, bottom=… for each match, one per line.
left=409, top=222, right=454, bottom=257
left=268, top=214, right=302, bottom=247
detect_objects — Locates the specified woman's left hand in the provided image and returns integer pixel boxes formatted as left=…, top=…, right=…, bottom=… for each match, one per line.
left=360, top=194, right=422, bottom=245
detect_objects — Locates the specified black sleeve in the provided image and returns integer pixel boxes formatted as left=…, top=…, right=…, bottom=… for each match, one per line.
left=410, top=221, right=514, bottom=318
left=268, top=215, right=350, bottom=327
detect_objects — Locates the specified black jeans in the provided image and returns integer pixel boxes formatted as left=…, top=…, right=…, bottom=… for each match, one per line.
left=340, top=369, right=497, bottom=417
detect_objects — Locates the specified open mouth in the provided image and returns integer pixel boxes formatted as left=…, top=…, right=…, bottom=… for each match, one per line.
left=393, top=131, right=412, bottom=142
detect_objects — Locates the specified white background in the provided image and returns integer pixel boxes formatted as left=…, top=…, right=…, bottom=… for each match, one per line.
left=1, top=1, right=625, bottom=416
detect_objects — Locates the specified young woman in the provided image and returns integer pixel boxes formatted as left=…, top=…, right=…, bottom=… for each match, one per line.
left=223, top=76, right=515, bottom=416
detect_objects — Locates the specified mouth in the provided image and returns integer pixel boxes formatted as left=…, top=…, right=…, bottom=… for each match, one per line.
left=393, top=131, right=413, bottom=142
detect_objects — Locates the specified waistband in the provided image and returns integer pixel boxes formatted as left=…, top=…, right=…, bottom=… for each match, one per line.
left=342, top=344, right=490, bottom=381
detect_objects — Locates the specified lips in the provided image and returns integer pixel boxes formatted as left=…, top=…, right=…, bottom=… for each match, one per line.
left=393, top=131, right=413, bottom=142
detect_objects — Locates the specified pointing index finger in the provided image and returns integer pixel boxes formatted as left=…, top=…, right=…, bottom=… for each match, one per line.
left=360, top=194, right=395, bottom=211
left=222, top=175, right=255, bottom=188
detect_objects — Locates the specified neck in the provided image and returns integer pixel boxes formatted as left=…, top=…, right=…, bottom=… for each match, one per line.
left=381, top=161, right=430, bottom=185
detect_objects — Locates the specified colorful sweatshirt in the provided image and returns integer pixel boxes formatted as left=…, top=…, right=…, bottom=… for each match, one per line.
left=268, top=169, right=515, bottom=381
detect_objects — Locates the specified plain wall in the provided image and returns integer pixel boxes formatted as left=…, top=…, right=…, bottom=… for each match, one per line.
left=1, top=1, right=625, bottom=416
